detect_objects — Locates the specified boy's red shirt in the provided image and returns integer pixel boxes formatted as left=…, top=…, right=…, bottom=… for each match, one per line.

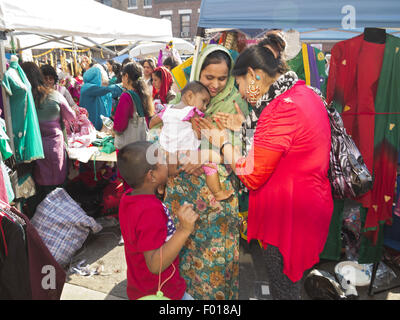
left=119, top=192, right=186, bottom=300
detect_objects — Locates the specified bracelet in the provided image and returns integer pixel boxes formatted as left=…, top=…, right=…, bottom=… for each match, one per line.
left=220, top=140, right=232, bottom=156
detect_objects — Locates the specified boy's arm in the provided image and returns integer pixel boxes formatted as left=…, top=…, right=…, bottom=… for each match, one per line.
left=143, top=203, right=198, bottom=274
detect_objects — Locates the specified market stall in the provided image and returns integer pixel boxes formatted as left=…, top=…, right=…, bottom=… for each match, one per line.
left=193, top=0, right=400, bottom=297
left=0, top=0, right=172, bottom=299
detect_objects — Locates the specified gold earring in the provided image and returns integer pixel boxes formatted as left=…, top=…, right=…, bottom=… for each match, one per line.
left=246, top=80, right=260, bottom=104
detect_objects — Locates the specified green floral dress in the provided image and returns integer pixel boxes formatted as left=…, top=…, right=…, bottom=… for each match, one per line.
left=164, top=165, right=240, bottom=300
left=148, top=44, right=248, bottom=300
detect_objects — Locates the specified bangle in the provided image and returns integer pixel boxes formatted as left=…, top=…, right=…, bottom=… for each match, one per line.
left=220, top=141, right=232, bottom=156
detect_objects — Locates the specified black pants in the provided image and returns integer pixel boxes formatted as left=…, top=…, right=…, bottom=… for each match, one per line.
left=263, top=245, right=302, bottom=300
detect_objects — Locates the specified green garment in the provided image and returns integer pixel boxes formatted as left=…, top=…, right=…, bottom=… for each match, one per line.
left=320, top=35, right=400, bottom=264
left=108, top=76, right=117, bottom=85
left=358, top=34, right=400, bottom=263
left=1, top=61, right=44, bottom=163
left=0, top=119, right=13, bottom=161
left=287, top=45, right=327, bottom=96
left=92, top=136, right=115, bottom=154
left=320, top=199, right=345, bottom=261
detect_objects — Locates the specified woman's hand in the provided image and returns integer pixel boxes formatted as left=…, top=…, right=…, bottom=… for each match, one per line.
left=212, top=102, right=245, bottom=132
left=195, top=117, right=229, bottom=149
left=177, top=151, right=205, bottom=177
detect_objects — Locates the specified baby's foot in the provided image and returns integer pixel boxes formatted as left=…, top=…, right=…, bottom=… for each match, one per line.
left=214, top=189, right=234, bottom=201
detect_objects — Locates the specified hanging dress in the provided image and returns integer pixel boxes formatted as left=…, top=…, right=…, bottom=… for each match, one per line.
left=1, top=60, right=44, bottom=163
left=287, top=43, right=328, bottom=96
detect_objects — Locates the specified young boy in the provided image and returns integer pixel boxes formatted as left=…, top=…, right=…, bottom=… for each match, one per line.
left=149, top=81, right=233, bottom=201
left=117, top=141, right=199, bottom=300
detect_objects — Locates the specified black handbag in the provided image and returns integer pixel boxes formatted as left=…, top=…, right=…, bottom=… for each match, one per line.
left=326, top=105, right=373, bottom=199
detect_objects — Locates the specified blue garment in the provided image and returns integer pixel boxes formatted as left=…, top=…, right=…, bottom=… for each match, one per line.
left=79, top=67, right=113, bottom=130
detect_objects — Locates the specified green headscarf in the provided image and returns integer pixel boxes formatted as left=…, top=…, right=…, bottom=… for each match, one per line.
left=191, top=44, right=249, bottom=118
left=171, top=44, right=249, bottom=119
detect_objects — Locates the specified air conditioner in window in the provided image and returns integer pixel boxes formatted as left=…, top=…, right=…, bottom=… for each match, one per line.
left=180, top=31, right=190, bottom=37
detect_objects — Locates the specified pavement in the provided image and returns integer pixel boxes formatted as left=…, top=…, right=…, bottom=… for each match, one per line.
left=60, top=216, right=400, bottom=301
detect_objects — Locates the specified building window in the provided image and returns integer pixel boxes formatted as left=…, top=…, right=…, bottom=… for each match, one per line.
left=143, top=0, right=152, bottom=8
left=161, top=15, right=172, bottom=21
left=180, top=14, right=191, bottom=38
left=102, top=0, right=112, bottom=6
left=128, top=0, right=137, bottom=8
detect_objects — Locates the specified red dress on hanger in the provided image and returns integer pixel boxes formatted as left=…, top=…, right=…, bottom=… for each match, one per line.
left=327, top=34, right=386, bottom=243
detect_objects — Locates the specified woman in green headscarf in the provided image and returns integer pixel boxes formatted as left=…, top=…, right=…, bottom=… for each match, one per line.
left=152, top=44, right=248, bottom=300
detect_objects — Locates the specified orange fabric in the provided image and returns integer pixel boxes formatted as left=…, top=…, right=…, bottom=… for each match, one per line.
left=236, top=146, right=282, bottom=191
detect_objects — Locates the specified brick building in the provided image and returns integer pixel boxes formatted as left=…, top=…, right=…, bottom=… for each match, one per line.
left=96, top=0, right=201, bottom=40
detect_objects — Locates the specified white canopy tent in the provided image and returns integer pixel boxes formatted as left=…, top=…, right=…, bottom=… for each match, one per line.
left=0, top=0, right=173, bottom=57
left=0, top=0, right=172, bottom=41
left=129, top=38, right=195, bottom=59
left=0, top=0, right=173, bottom=151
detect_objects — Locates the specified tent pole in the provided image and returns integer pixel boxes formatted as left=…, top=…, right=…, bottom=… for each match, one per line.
left=0, top=34, right=15, bottom=153
left=18, top=35, right=69, bottom=51
left=83, top=37, right=116, bottom=56
left=117, top=41, right=139, bottom=56
left=190, top=27, right=205, bottom=82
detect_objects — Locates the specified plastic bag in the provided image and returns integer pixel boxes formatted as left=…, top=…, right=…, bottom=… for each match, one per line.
left=365, top=262, right=398, bottom=289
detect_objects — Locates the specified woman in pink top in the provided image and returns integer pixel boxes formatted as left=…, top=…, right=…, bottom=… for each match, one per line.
left=113, top=61, right=154, bottom=145
left=197, top=38, right=333, bottom=299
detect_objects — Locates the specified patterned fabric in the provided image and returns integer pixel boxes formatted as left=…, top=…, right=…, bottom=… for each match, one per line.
left=263, top=245, right=302, bottom=300
left=164, top=169, right=239, bottom=300
left=31, top=188, right=102, bottom=267
left=151, top=45, right=244, bottom=300
left=162, top=203, right=176, bottom=241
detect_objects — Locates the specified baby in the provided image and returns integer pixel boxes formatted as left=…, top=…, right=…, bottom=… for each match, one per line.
left=150, top=81, right=233, bottom=201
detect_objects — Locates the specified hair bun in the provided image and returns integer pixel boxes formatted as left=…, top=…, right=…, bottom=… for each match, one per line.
left=258, top=31, right=287, bottom=58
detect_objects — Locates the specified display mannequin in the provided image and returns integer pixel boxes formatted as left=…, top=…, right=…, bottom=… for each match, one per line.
left=364, top=27, right=386, bottom=44
left=283, top=29, right=302, bottom=60
left=1, top=55, right=44, bottom=163
left=6, top=55, right=26, bottom=90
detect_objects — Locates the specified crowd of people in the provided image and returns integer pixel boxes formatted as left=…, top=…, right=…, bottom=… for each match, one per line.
left=114, top=33, right=333, bottom=301
left=6, top=32, right=334, bottom=301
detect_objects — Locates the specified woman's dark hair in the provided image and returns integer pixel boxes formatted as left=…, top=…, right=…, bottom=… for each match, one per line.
left=163, top=56, right=179, bottom=70
left=200, top=50, right=232, bottom=74
left=232, top=33, right=288, bottom=78
left=142, top=58, right=156, bottom=70
left=21, top=62, right=52, bottom=108
left=122, top=57, right=133, bottom=68
left=107, top=59, right=114, bottom=66
left=40, top=64, right=59, bottom=84
left=112, top=62, right=122, bottom=83
left=153, top=69, right=162, bottom=80
left=122, top=62, right=154, bottom=118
